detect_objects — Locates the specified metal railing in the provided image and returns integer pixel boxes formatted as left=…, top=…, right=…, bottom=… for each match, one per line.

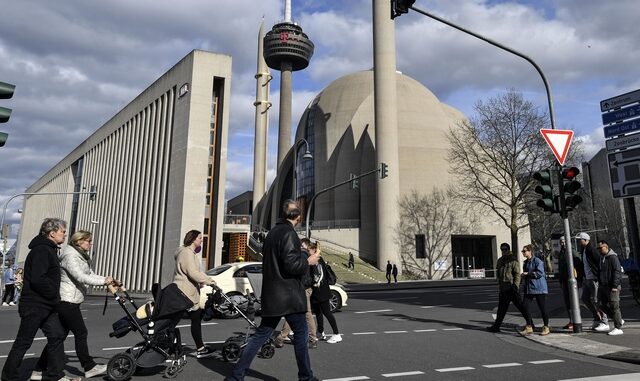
left=224, top=214, right=251, bottom=225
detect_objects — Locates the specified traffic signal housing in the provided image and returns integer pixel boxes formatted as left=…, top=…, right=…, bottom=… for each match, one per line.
left=562, top=166, right=583, bottom=212
left=379, top=162, right=388, bottom=179
left=533, top=169, right=556, bottom=213
left=391, top=0, right=416, bottom=19
left=1, top=81, right=15, bottom=147
left=350, top=173, right=359, bottom=189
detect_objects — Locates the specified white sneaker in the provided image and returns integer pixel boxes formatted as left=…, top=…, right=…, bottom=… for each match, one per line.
left=608, top=328, right=623, bottom=336
left=621, top=319, right=625, bottom=327
left=30, top=370, right=42, bottom=380
left=85, top=363, right=107, bottom=378
left=594, top=323, right=610, bottom=332
left=317, top=331, right=326, bottom=341
left=327, top=334, right=342, bottom=344
left=1, top=302, right=8, bottom=306
left=8, top=301, right=15, bottom=306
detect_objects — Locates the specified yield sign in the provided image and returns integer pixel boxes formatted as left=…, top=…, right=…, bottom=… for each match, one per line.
left=540, top=129, right=574, bottom=165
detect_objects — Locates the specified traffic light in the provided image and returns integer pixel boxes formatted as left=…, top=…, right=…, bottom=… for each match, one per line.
left=562, top=166, right=583, bottom=212
left=533, top=169, right=556, bottom=213
left=391, top=0, right=416, bottom=19
left=1, top=81, right=15, bottom=147
left=89, top=185, right=97, bottom=201
left=379, top=162, right=388, bottom=179
left=350, top=173, right=359, bottom=189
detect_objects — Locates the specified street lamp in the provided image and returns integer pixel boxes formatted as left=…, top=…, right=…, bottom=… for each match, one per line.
left=292, top=138, right=313, bottom=200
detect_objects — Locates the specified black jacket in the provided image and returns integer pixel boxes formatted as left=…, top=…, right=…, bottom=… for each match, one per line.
left=557, top=247, right=584, bottom=284
left=19, top=235, right=61, bottom=310
left=581, top=243, right=601, bottom=280
left=260, top=219, right=308, bottom=317
left=599, top=250, right=622, bottom=289
left=311, top=258, right=331, bottom=303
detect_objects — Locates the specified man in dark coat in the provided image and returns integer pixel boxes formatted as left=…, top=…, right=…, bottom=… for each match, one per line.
left=576, top=232, right=608, bottom=331
left=2, top=218, right=72, bottom=381
left=596, top=240, right=624, bottom=335
left=226, top=200, right=320, bottom=381
left=487, top=243, right=526, bottom=333
left=386, top=260, right=392, bottom=283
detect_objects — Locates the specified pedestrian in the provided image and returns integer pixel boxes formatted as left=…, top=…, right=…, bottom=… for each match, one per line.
left=310, top=242, right=341, bottom=344
left=2, top=264, right=16, bottom=306
left=486, top=243, right=527, bottom=333
left=31, top=230, right=113, bottom=380
left=386, top=260, right=392, bottom=284
left=225, top=200, right=320, bottom=381
left=275, top=237, right=318, bottom=349
left=556, top=236, right=584, bottom=330
left=13, top=267, right=23, bottom=304
left=576, top=232, right=609, bottom=331
left=348, top=252, right=355, bottom=270
left=519, top=244, right=551, bottom=336
left=1, top=218, right=79, bottom=381
left=173, top=229, right=217, bottom=358
left=596, top=240, right=624, bottom=336
left=392, top=264, right=398, bottom=283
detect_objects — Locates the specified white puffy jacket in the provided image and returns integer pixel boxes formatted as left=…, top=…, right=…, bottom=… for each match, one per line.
left=59, top=245, right=106, bottom=304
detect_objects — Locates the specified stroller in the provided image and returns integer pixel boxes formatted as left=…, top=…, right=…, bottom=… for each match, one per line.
left=105, top=282, right=193, bottom=380
left=207, top=273, right=276, bottom=362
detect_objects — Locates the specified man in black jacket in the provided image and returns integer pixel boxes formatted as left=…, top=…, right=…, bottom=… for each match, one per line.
left=597, top=240, right=624, bottom=335
left=1, top=218, right=71, bottom=381
left=226, top=201, right=320, bottom=381
left=576, top=232, right=608, bottom=331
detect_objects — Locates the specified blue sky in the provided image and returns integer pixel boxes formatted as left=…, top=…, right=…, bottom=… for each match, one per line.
left=1, top=0, right=639, bottom=239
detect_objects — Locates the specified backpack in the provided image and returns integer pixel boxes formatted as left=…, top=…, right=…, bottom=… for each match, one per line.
left=325, top=263, right=337, bottom=285
left=544, top=254, right=553, bottom=275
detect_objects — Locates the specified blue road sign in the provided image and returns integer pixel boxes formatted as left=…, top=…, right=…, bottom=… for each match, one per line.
left=601, top=89, right=640, bottom=112
left=604, top=118, right=640, bottom=138
left=602, top=104, right=640, bottom=125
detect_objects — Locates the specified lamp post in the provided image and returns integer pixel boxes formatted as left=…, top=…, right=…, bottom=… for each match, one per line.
left=90, top=220, right=99, bottom=270
left=292, top=138, right=313, bottom=200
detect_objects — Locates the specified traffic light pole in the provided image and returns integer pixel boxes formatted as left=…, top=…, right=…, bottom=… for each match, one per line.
left=556, top=167, right=583, bottom=333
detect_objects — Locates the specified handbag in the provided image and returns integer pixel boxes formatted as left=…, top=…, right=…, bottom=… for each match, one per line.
left=325, top=264, right=337, bottom=285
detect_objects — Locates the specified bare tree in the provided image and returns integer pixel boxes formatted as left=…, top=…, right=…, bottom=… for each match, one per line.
left=396, top=188, right=475, bottom=280
left=447, top=89, right=582, bottom=251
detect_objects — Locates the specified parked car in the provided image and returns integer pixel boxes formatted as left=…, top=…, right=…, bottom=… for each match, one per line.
left=199, top=261, right=348, bottom=318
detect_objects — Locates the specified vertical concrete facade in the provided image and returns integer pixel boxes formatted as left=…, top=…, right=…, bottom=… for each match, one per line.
left=17, top=50, right=231, bottom=292
left=253, top=22, right=271, bottom=207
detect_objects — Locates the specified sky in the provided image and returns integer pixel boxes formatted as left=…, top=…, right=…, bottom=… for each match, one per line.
left=1, top=0, right=639, bottom=240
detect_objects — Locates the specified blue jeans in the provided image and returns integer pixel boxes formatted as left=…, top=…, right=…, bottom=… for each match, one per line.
left=227, top=312, right=314, bottom=381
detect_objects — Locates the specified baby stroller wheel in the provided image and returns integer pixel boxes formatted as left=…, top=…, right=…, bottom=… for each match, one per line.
left=164, top=355, right=187, bottom=378
left=222, top=341, right=242, bottom=362
left=259, top=343, right=275, bottom=359
left=107, top=352, right=136, bottom=381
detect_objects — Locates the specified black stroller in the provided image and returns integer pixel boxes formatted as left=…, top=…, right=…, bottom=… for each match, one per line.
left=105, top=282, right=193, bottom=380
left=206, top=274, right=276, bottom=362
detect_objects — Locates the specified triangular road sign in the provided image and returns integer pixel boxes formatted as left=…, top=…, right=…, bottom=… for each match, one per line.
left=540, top=129, right=574, bottom=165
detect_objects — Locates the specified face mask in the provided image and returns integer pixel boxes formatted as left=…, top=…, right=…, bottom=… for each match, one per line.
left=194, top=246, right=201, bottom=254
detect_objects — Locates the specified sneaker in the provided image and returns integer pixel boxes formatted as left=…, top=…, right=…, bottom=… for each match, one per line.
left=317, top=331, right=326, bottom=341
left=591, top=321, right=600, bottom=329
left=283, top=332, right=293, bottom=343
left=8, top=301, right=15, bottom=306
left=327, top=334, right=342, bottom=344
left=519, top=325, right=533, bottom=336
left=30, top=371, right=42, bottom=381
left=621, top=319, right=625, bottom=327
left=540, top=326, right=551, bottom=336
left=309, top=340, right=318, bottom=349
left=594, top=323, right=610, bottom=332
left=85, top=364, right=107, bottom=378
left=486, top=326, right=501, bottom=333
left=196, top=346, right=215, bottom=358
left=608, top=328, right=624, bottom=336
left=1, top=302, right=8, bottom=306
left=562, top=322, right=573, bottom=330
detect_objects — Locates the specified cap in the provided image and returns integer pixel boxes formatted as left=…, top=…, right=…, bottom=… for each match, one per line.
left=575, top=232, right=590, bottom=241
left=560, top=236, right=565, bottom=242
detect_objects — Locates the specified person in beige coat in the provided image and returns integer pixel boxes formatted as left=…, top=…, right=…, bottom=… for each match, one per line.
left=173, top=229, right=216, bottom=358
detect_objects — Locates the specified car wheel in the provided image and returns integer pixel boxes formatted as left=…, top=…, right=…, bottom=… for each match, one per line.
left=329, top=290, right=342, bottom=312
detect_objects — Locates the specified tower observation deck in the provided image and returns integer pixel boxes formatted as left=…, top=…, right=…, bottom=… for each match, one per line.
left=263, top=22, right=314, bottom=71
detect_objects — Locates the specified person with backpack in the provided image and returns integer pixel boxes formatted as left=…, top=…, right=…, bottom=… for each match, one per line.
left=310, top=242, right=342, bottom=344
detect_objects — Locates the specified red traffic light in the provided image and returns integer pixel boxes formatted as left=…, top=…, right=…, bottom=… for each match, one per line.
left=562, top=166, right=580, bottom=180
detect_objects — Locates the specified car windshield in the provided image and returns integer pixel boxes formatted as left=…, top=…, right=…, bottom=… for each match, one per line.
left=206, top=264, right=232, bottom=276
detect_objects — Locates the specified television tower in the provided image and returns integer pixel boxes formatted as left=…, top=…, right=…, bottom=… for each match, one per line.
left=264, top=0, right=314, bottom=171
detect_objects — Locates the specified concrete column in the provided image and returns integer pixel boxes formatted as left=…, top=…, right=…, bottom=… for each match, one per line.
left=277, top=61, right=293, bottom=171
left=373, top=0, right=401, bottom=271
left=253, top=22, right=270, bottom=209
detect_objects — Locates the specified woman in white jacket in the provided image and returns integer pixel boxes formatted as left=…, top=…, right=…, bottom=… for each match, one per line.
left=32, top=230, right=113, bottom=380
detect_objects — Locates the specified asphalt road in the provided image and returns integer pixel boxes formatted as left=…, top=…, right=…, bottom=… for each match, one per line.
left=1, top=283, right=640, bottom=381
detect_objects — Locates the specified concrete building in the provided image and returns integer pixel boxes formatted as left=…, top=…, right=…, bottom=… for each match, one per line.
left=16, top=50, right=231, bottom=292
left=253, top=70, right=530, bottom=277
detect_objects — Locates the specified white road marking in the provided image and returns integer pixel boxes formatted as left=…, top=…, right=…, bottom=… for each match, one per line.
left=559, top=374, right=640, bottom=381
left=323, top=377, right=370, bottom=381
left=0, top=353, right=34, bottom=358
left=0, top=335, right=74, bottom=344
left=383, top=331, right=407, bottom=334
left=529, top=359, right=565, bottom=365
left=352, top=332, right=376, bottom=335
left=102, top=346, right=133, bottom=351
left=381, top=371, right=425, bottom=377
left=442, top=328, right=464, bottom=331
left=355, top=309, right=392, bottom=314
left=435, top=366, right=474, bottom=372
left=421, top=304, right=451, bottom=308
left=176, top=322, right=218, bottom=328
left=413, top=329, right=437, bottom=332
left=378, top=297, right=420, bottom=300
left=483, top=363, right=521, bottom=368
left=475, top=301, right=497, bottom=304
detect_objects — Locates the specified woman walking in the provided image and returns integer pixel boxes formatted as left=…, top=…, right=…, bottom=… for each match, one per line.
left=32, top=230, right=113, bottom=379
left=173, top=230, right=217, bottom=358
left=519, top=244, right=551, bottom=336
left=310, top=242, right=342, bottom=344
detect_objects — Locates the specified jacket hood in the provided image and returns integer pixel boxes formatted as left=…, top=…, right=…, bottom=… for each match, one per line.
left=604, top=248, right=618, bottom=257
left=28, top=235, right=59, bottom=250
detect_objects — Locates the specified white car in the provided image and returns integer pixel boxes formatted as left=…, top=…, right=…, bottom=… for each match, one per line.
left=199, top=261, right=348, bottom=318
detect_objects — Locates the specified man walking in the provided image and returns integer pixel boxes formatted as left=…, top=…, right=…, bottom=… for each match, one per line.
left=596, top=240, right=624, bottom=336
left=1, top=218, right=78, bottom=381
left=225, top=201, right=320, bottom=381
left=487, top=243, right=526, bottom=333
left=348, top=252, right=355, bottom=270
left=2, top=264, right=16, bottom=306
left=576, top=232, right=608, bottom=331
left=556, top=236, right=583, bottom=330
left=386, top=260, right=392, bottom=284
